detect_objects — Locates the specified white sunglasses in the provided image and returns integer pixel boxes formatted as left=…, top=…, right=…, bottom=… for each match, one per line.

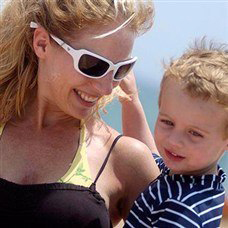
left=30, top=22, right=137, bottom=81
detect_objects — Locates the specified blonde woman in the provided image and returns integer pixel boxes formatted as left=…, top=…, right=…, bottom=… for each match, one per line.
left=0, top=0, right=159, bottom=227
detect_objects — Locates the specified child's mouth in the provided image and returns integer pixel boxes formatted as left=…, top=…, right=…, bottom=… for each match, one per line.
left=165, top=148, right=185, bottom=161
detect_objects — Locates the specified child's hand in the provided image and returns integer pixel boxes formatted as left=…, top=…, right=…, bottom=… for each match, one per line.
left=119, top=71, right=139, bottom=103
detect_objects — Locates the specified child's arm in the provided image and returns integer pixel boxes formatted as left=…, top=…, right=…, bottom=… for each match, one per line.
left=119, top=71, right=158, bottom=153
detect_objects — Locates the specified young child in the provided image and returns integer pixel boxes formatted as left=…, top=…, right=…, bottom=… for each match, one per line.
left=124, top=40, right=228, bottom=227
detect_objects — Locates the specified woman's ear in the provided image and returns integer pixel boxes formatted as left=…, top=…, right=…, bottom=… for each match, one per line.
left=33, top=28, right=51, bottom=59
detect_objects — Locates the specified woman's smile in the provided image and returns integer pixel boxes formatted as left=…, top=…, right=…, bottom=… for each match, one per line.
left=73, top=89, right=99, bottom=107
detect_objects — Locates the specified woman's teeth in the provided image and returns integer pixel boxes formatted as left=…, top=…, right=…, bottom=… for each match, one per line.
left=77, top=90, right=98, bottom=103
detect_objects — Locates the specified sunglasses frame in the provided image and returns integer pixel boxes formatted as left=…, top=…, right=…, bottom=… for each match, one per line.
left=50, top=34, right=137, bottom=81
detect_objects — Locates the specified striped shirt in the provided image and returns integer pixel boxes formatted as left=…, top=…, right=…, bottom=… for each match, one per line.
left=125, top=154, right=226, bottom=228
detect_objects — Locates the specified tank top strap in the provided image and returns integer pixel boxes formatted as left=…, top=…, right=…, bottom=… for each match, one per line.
left=90, top=135, right=123, bottom=189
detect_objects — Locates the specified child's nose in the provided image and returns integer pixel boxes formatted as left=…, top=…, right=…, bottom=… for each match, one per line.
left=167, top=131, right=184, bottom=149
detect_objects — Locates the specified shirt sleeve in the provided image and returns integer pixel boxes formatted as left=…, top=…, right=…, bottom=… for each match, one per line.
left=153, top=199, right=203, bottom=228
left=124, top=198, right=203, bottom=228
left=124, top=197, right=152, bottom=228
left=152, top=153, right=166, bottom=173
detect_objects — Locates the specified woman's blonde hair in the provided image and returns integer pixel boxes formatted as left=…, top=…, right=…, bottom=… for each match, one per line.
left=159, top=38, right=228, bottom=138
left=0, top=0, right=154, bottom=124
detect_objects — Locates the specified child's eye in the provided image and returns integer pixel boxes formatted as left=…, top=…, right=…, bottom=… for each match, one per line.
left=189, top=130, right=203, bottom=138
left=160, top=119, right=174, bottom=126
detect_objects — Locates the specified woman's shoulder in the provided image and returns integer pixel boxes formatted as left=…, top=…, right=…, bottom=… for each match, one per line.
left=112, top=135, right=153, bottom=161
left=109, top=134, right=158, bottom=178
left=99, top=123, right=159, bottom=175
left=87, top=121, right=160, bottom=179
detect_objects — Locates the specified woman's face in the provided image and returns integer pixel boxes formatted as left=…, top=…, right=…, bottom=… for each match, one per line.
left=36, top=21, right=136, bottom=120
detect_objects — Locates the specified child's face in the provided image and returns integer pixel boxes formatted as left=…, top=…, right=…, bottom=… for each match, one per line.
left=154, top=78, right=228, bottom=175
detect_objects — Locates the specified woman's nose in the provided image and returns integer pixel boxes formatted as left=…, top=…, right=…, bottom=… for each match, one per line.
left=92, top=72, right=118, bottom=96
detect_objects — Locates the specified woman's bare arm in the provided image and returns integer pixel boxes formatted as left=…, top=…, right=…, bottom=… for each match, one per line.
left=112, top=136, right=160, bottom=220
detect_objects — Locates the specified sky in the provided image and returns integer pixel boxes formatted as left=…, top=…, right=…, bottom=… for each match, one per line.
left=133, top=0, right=228, bottom=85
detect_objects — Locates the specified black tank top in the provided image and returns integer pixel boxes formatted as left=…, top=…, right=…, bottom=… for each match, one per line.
left=0, top=135, right=123, bottom=227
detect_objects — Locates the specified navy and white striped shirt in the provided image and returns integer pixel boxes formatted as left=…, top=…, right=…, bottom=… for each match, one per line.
left=125, top=154, right=226, bottom=228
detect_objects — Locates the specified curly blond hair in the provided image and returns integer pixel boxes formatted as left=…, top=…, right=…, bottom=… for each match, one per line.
left=0, top=0, right=154, bottom=124
left=159, top=38, right=228, bottom=138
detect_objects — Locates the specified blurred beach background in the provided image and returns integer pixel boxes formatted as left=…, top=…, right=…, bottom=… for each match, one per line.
left=1, top=0, right=228, bottom=226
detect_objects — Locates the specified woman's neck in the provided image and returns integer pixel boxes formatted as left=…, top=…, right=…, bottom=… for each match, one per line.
left=12, top=98, right=80, bottom=130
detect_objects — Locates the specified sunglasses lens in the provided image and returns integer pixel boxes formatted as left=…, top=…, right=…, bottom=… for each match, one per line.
left=78, top=54, right=109, bottom=77
left=114, top=62, right=135, bottom=80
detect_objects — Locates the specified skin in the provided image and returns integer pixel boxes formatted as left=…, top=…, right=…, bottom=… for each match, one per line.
left=120, top=71, right=158, bottom=153
left=154, top=78, right=228, bottom=176
left=0, top=21, right=160, bottom=226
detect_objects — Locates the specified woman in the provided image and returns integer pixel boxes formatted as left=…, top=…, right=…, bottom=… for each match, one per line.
left=0, top=0, right=159, bottom=227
